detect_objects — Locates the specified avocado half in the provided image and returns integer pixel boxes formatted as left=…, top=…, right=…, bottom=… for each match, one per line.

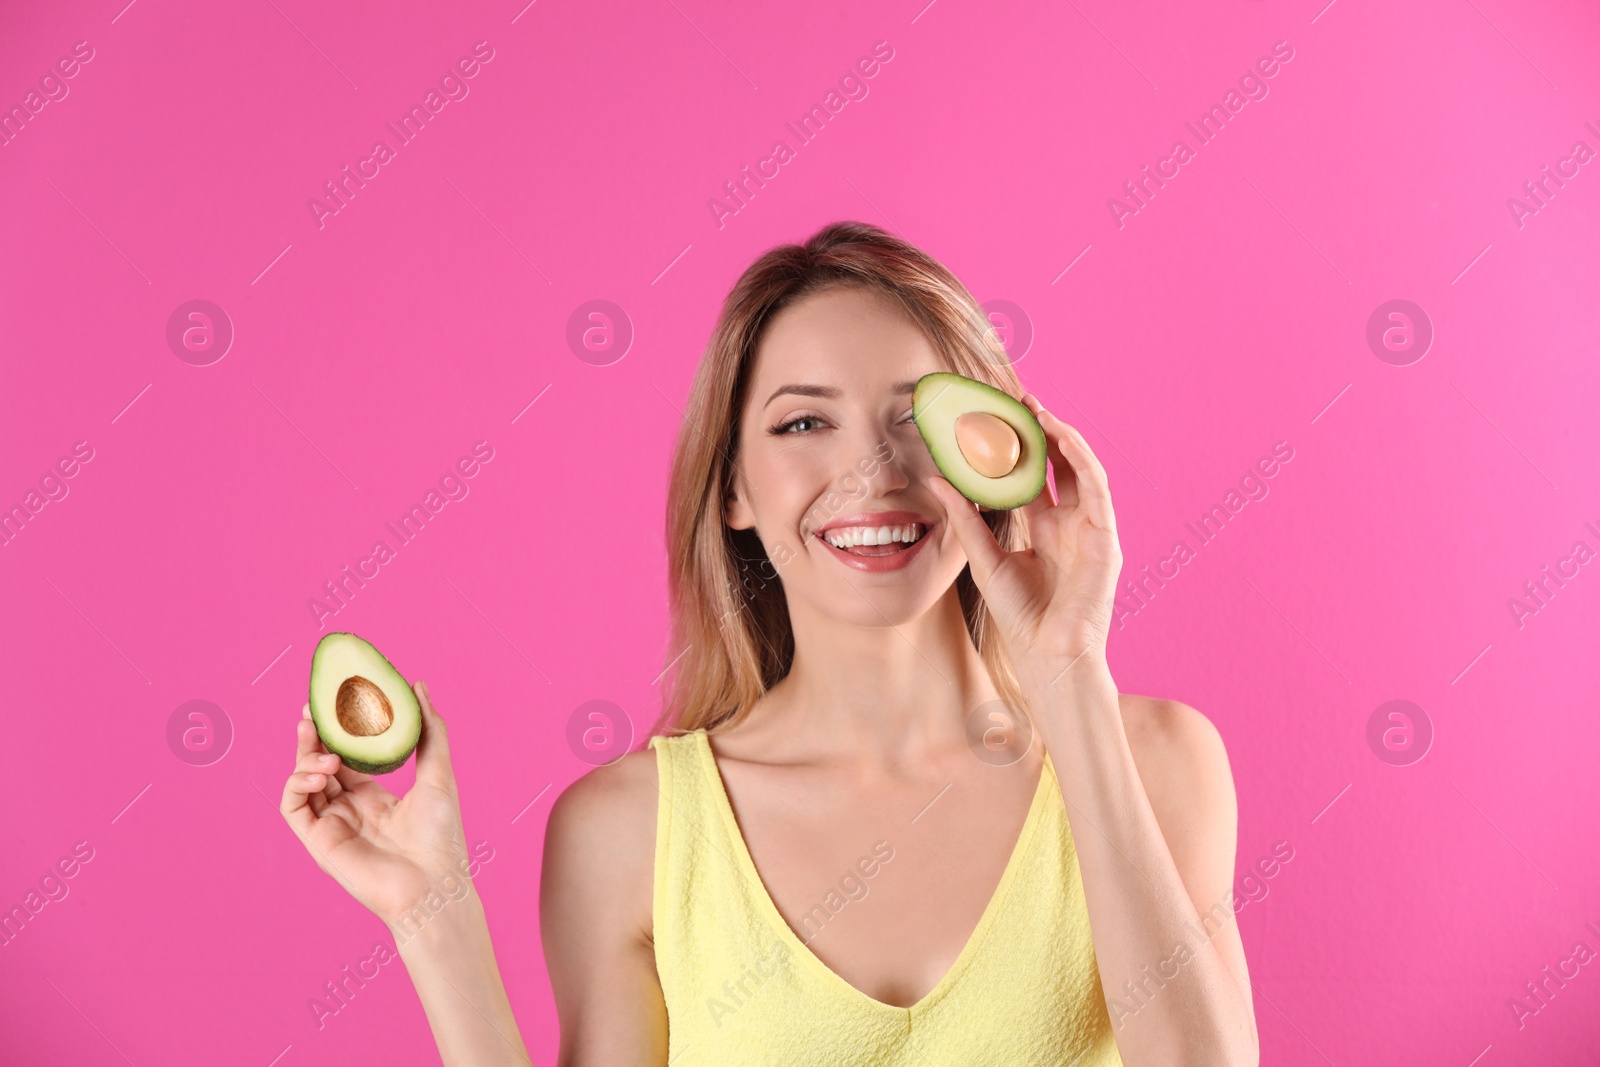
left=912, top=371, right=1047, bottom=510
left=308, top=632, right=422, bottom=774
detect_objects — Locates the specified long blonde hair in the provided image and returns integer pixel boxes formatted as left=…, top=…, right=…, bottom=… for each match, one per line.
left=652, top=221, right=1035, bottom=738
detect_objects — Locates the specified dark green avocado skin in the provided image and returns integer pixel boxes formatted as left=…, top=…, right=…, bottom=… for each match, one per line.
left=338, top=752, right=411, bottom=775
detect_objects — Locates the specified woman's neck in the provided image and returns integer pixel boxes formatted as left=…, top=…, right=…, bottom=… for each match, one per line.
left=746, top=589, right=1002, bottom=773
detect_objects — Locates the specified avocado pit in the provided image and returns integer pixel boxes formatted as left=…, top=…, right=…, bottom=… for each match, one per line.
left=954, top=411, right=1021, bottom=478
left=336, top=675, right=395, bottom=737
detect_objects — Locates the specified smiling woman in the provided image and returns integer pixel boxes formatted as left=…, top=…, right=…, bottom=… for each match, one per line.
left=657, top=228, right=1039, bottom=732
left=533, top=221, right=1260, bottom=1066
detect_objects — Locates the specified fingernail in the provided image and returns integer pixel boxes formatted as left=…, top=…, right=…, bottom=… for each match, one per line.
left=321, top=754, right=339, bottom=765
left=308, top=773, right=325, bottom=785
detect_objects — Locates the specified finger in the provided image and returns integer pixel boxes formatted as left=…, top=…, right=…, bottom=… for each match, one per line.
left=928, top=474, right=1007, bottom=584
left=299, top=716, right=333, bottom=781
left=1032, top=401, right=1116, bottom=533
left=296, top=715, right=338, bottom=808
left=413, top=681, right=457, bottom=793
left=297, top=770, right=332, bottom=816
left=291, top=770, right=330, bottom=792
left=297, top=712, right=326, bottom=760
left=296, top=750, right=342, bottom=775
left=297, top=750, right=346, bottom=800
left=328, top=752, right=375, bottom=792
left=1018, top=395, right=1060, bottom=526
left=300, top=710, right=373, bottom=792
left=1023, top=394, right=1083, bottom=512
left=280, top=769, right=327, bottom=837
left=284, top=715, right=326, bottom=836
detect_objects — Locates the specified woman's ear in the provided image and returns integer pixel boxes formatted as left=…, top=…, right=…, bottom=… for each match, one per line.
left=724, top=479, right=756, bottom=531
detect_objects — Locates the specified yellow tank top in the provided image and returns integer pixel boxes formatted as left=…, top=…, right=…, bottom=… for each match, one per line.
left=649, top=728, right=1125, bottom=1066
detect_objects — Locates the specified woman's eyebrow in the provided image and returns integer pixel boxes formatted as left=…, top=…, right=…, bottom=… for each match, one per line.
left=763, top=380, right=918, bottom=408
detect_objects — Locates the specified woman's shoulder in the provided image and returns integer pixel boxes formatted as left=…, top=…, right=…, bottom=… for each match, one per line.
left=545, top=729, right=710, bottom=849
left=546, top=744, right=663, bottom=846
left=1115, top=691, right=1237, bottom=838
left=542, top=745, right=665, bottom=942
left=1117, top=692, right=1227, bottom=761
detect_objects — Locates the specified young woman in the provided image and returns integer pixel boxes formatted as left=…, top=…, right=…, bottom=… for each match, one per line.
left=281, top=221, right=1259, bottom=1066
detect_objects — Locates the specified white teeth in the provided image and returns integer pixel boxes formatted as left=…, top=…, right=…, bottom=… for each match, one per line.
left=823, top=522, right=925, bottom=549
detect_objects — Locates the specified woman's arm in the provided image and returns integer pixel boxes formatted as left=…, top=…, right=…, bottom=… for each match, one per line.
left=927, top=392, right=1257, bottom=1064
left=1022, top=659, right=1258, bottom=1066
left=390, top=887, right=533, bottom=1066
left=540, top=750, right=668, bottom=1066
left=279, top=682, right=533, bottom=1066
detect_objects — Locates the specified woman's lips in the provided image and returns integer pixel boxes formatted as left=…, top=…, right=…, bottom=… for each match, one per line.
left=816, top=524, right=935, bottom=573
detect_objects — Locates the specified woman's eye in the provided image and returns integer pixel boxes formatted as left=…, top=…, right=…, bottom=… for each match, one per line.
left=774, top=415, right=824, bottom=435
left=771, top=411, right=913, bottom=435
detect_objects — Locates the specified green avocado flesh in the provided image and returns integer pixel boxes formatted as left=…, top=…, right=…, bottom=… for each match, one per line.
left=913, top=372, right=1047, bottom=510
left=308, top=632, right=422, bottom=774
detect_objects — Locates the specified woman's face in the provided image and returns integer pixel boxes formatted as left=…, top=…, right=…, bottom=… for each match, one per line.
left=725, top=285, right=974, bottom=626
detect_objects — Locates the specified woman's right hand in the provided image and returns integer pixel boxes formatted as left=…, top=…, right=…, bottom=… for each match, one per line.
left=279, top=680, right=473, bottom=928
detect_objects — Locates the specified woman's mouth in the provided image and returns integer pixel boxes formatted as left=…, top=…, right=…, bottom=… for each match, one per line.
left=814, top=519, right=933, bottom=573
left=823, top=522, right=926, bottom=555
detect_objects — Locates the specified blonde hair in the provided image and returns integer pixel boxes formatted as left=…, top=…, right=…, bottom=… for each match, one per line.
left=652, top=221, right=1035, bottom=738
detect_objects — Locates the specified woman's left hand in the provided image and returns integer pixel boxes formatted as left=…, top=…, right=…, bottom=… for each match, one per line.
left=928, top=393, right=1123, bottom=681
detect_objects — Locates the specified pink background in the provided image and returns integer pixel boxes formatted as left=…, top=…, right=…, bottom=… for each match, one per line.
left=3, top=0, right=1597, bottom=1063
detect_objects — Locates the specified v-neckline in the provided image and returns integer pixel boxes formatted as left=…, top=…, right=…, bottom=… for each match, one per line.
left=693, top=729, right=1055, bottom=1018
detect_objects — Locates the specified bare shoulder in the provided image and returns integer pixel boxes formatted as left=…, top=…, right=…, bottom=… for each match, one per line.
left=541, top=745, right=672, bottom=1060
left=1117, top=694, right=1232, bottom=779
left=541, top=746, right=660, bottom=943
left=1116, top=693, right=1238, bottom=851
left=546, top=745, right=661, bottom=837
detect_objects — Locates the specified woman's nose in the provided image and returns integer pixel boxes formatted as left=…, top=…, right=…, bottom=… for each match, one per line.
left=847, top=433, right=911, bottom=495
